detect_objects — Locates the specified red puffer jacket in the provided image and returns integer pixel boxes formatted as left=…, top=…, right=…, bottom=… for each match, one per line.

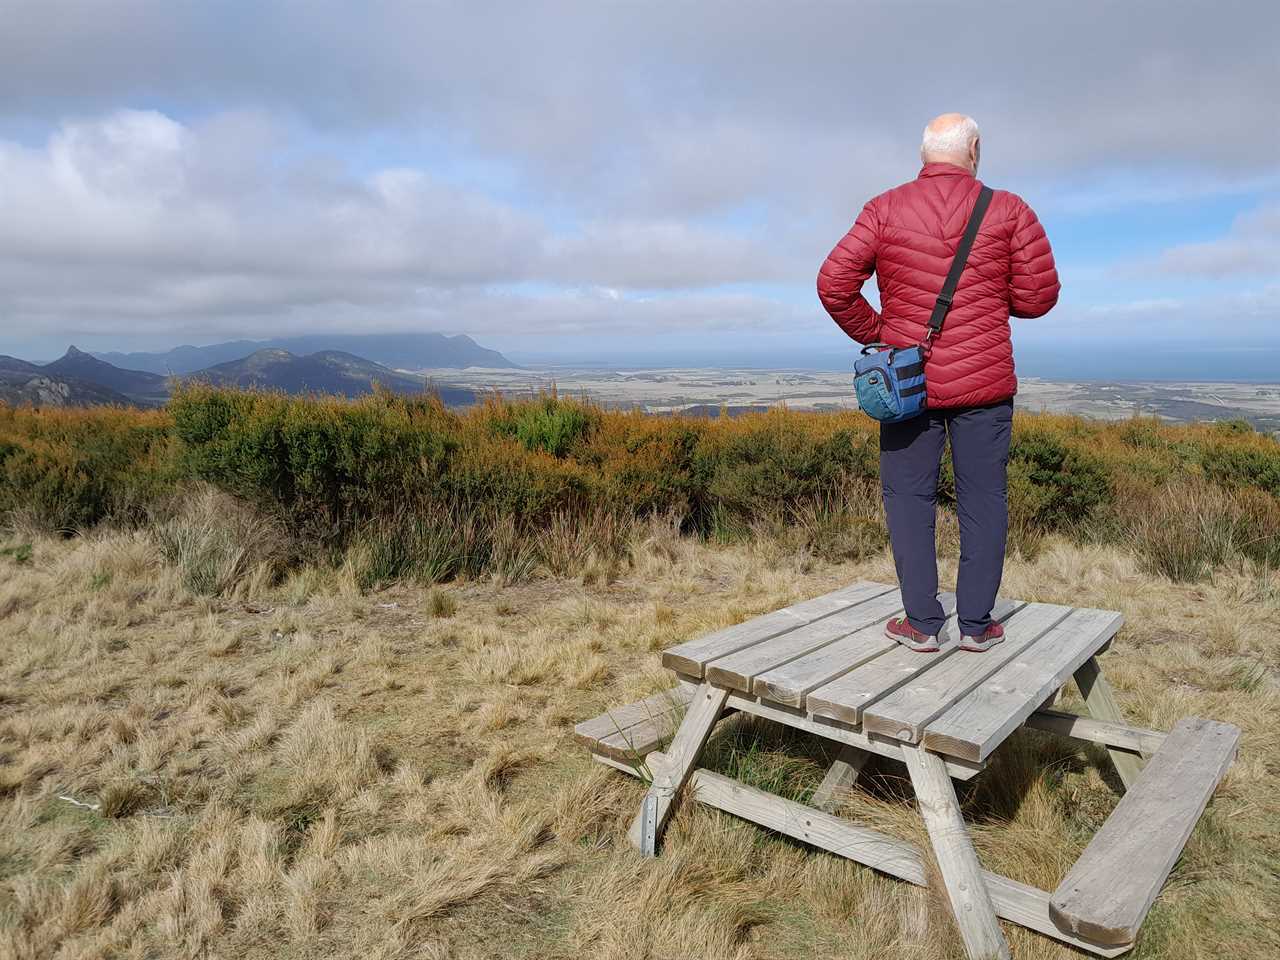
left=817, top=162, right=1059, bottom=408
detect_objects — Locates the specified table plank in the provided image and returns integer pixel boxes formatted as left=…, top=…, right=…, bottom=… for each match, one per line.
left=922, top=608, right=1124, bottom=761
left=804, top=598, right=1025, bottom=727
left=752, top=593, right=953, bottom=706
left=861, top=602, right=1073, bottom=743
left=661, top=581, right=894, bottom=677
left=671, top=672, right=986, bottom=779
left=705, top=590, right=908, bottom=693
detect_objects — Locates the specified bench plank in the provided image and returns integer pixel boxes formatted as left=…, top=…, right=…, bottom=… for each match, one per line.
left=1050, top=716, right=1241, bottom=947
left=861, top=602, right=1072, bottom=743
left=572, top=685, right=693, bottom=748
left=805, top=598, right=1025, bottom=727
left=705, top=590, right=907, bottom=692
left=752, top=593, right=954, bottom=706
left=922, top=608, right=1123, bottom=760
left=591, top=709, right=683, bottom=762
left=661, top=581, right=894, bottom=677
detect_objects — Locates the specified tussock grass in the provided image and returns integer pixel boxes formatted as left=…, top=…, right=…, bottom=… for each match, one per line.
left=152, top=485, right=287, bottom=597
left=1, top=516, right=1277, bottom=959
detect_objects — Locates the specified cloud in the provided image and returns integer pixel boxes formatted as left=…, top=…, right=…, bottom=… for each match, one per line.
left=0, top=109, right=802, bottom=339
left=1151, top=203, right=1280, bottom=277
left=1016, top=285, right=1280, bottom=344
left=0, top=2, right=1278, bottom=351
left=3, top=2, right=1277, bottom=210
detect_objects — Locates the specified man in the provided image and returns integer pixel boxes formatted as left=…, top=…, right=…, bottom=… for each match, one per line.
left=816, top=113, right=1059, bottom=653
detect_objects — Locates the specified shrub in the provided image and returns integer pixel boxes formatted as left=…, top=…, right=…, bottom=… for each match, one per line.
left=696, top=414, right=877, bottom=532
left=0, top=406, right=174, bottom=532
left=4, top=389, right=1280, bottom=586
left=1200, top=442, right=1280, bottom=498
left=170, top=385, right=456, bottom=540
left=1007, top=425, right=1111, bottom=531
left=488, top=394, right=598, bottom=457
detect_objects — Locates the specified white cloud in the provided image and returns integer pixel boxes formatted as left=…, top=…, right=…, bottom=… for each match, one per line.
left=1, top=2, right=1278, bottom=353
left=1152, top=203, right=1280, bottom=278
left=0, top=109, right=801, bottom=340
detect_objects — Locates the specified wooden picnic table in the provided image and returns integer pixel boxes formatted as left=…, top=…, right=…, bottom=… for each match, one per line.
left=575, top=581, right=1240, bottom=959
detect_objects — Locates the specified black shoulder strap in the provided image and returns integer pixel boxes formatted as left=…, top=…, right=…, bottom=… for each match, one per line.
left=926, top=185, right=993, bottom=339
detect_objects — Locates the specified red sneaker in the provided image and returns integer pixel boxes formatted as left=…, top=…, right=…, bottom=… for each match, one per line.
left=883, top=616, right=940, bottom=653
left=960, top=621, right=1005, bottom=653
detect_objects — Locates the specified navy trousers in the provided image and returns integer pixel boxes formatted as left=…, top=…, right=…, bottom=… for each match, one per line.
left=879, top=399, right=1013, bottom=638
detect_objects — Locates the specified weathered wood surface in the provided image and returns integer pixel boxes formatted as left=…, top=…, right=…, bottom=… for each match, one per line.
left=706, top=589, right=907, bottom=693
left=597, top=757, right=1130, bottom=957
left=806, top=598, right=1025, bottom=728
left=1050, top=716, right=1241, bottom=947
left=661, top=581, right=894, bottom=677
left=904, top=745, right=1011, bottom=959
left=639, top=583, right=1134, bottom=769
left=1074, top=656, right=1146, bottom=789
left=752, top=592, right=954, bottom=706
left=573, top=686, right=692, bottom=747
left=592, top=709, right=682, bottom=762
left=810, top=744, right=870, bottom=813
left=922, top=607, right=1123, bottom=760
left=864, top=602, right=1072, bottom=744
left=1023, top=708, right=1166, bottom=756
left=627, top=682, right=729, bottom=853
left=672, top=672, right=986, bottom=779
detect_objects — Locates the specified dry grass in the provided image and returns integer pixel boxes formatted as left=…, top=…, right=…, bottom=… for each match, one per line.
left=1, top=514, right=1278, bottom=959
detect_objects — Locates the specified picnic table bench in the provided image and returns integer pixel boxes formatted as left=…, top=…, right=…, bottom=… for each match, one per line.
left=574, top=581, right=1240, bottom=959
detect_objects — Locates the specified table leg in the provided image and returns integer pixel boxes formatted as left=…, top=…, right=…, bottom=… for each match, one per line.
left=627, top=681, right=729, bottom=856
left=903, top=744, right=1011, bottom=960
left=810, top=744, right=870, bottom=813
left=1073, top=656, right=1145, bottom=791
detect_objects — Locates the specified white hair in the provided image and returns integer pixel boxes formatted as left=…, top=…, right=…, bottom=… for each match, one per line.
left=921, top=115, right=979, bottom=157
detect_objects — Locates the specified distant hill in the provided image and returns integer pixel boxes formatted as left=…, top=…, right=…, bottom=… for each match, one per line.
left=188, top=349, right=475, bottom=404
left=0, top=354, right=135, bottom=407
left=42, top=346, right=169, bottom=404
left=0, top=355, right=41, bottom=374
left=94, top=333, right=517, bottom=375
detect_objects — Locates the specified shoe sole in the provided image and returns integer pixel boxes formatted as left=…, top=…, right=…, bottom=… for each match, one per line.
left=884, top=623, right=940, bottom=654
left=959, top=636, right=1005, bottom=653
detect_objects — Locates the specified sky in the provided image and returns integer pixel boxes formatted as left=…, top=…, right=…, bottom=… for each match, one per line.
left=1, top=1, right=1278, bottom=377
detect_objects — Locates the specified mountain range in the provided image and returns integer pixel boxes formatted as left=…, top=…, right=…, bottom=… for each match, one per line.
left=0, top=342, right=484, bottom=408
left=0, top=352, right=136, bottom=407
left=193, top=349, right=475, bottom=405
left=93, top=333, right=516, bottom=375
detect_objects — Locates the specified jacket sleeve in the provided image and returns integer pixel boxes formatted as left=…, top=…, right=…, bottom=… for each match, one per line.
left=817, top=201, right=883, bottom=343
left=1008, top=198, right=1060, bottom=318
